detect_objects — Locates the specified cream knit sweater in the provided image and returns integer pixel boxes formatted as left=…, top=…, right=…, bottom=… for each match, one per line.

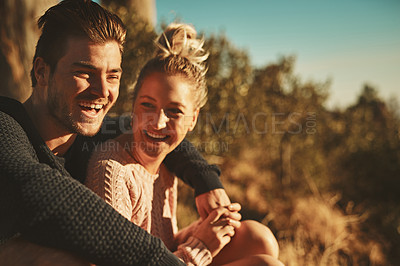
left=85, top=137, right=212, bottom=266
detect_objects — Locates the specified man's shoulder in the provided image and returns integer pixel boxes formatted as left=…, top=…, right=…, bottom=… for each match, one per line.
left=0, top=96, right=24, bottom=114
left=0, top=98, right=27, bottom=132
left=0, top=96, right=27, bottom=127
left=0, top=109, right=27, bottom=142
left=0, top=98, right=39, bottom=163
left=0, top=97, right=39, bottom=140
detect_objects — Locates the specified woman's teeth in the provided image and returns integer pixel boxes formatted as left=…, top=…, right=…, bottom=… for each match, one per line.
left=146, top=131, right=167, bottom=139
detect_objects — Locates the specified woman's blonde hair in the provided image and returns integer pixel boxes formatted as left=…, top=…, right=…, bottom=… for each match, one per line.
left=132, top=23, right=209, bottom=109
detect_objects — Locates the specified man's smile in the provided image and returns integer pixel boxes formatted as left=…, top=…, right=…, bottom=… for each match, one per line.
left=78, top=101, right=107, bottom=118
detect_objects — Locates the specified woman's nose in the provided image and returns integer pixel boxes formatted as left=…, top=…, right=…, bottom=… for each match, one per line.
left=153, top=109, right=169, bottom=129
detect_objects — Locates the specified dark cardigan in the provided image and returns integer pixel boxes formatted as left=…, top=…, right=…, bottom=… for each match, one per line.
left=0, top=96, right=222, bottom=265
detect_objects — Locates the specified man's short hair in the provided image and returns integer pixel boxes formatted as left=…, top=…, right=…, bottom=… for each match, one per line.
left=30, top=0, right=126, bottom=87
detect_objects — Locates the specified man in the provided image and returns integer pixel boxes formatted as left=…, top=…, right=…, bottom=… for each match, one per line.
left=0, top=0, right=234, bottom=265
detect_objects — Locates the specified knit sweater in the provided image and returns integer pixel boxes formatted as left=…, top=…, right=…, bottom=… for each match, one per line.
left=0, top=96, right=222, bottom=265
left=86, top=138, right=212, bottom=265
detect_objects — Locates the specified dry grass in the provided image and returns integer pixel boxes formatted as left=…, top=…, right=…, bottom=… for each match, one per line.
left=176, top=148, right=389, bottom=265
left=275, top=196, right=386, bottom=266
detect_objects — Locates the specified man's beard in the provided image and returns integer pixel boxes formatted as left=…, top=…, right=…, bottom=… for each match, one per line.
left=47, top=85, right=102, bottom=137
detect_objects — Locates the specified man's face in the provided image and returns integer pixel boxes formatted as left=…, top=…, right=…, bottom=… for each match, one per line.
left=46, top=37, right=122, bottom=136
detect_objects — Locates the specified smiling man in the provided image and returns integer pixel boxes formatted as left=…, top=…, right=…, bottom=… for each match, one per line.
left=26, top=38, right=122, bottom=154
left=0, top=0, right=230, bottom=265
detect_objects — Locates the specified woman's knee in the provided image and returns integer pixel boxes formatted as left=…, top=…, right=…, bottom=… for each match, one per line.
left=224, top=255, right=284, bottom=266
left=238, top=220, right=280, bottom=258
left=250, top=254, right=285, bottom=266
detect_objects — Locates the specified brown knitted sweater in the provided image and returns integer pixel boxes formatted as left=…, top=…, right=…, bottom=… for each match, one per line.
left=86, top=137, right=212, bottom=265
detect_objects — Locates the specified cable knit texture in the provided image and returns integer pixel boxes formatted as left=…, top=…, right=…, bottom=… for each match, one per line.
left=0, top=96, right=185, bottom=265
left=86, top=138, right=212, bottom=266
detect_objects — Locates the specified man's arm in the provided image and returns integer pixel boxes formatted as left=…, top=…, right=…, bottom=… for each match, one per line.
left=163, top=138, right=224, bottom=196
left=0, top=99, right=184, bottom=266
left=163, top=139, right=235, bottom=220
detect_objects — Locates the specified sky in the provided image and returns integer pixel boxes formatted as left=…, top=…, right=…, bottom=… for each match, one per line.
left=155, top=0, right=400, bottom=109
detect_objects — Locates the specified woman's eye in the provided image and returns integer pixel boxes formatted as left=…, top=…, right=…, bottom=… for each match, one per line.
left=166, top=108, right=183, bottom=117
left=141, top=102, right=154, bottom=108
left=171, top=108, right=182, bottom=114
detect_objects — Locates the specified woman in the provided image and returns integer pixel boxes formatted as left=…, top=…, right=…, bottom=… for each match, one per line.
left=86, top=23, right=283, bottom=266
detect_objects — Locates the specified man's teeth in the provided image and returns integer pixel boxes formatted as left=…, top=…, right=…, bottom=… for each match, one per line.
left=79, top=103, right=104, bottom=110
left=147, top=131, right=166, bottom=139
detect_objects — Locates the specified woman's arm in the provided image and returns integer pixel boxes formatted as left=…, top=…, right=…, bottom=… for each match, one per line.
left=174, top=206, right=242, bottom=266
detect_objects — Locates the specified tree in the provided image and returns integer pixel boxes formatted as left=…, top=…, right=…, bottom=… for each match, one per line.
left=0, top=0, right=57, bottom=102
left=101, top=0, right=156, bottom=27
left=100, top=0, right=157, bottom=115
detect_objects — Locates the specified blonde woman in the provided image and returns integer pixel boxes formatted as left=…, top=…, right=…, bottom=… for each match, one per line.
left=86, top=23, right=283, bottom=266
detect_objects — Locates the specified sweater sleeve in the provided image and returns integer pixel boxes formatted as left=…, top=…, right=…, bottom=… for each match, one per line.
left=85, top=152, right=135, bottom=222
left=0, top=109, right=184, bottom=265
left=163, top=139, right=224, bottom=196
left=174, top=236, right=212, bottom=266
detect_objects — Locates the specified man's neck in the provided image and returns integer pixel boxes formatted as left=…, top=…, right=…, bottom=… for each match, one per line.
left=23, top=97, right=77, bottom=156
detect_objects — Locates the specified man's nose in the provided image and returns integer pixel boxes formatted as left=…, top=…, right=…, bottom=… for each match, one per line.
left=91, top=76, right=109, bottom=98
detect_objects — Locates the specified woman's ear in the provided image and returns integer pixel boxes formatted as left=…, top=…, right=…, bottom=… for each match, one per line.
left=33, top=57, right=50, bottom=87
left=188, top=108, right=200, bottom=132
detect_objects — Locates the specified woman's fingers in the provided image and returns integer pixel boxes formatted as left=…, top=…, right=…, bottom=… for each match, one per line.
left=228, top=218, right=241, bottom=229
left=211, top=217, right=230, bottom=226
left=211, top=217, right=241, bottom=233
left=208, top=207, right=231, bottom=224
left=221, top=225, right=235, bottom=238
left=227, top=203, right=241, bottom=212
left=226, top=211, right=241, bottom=222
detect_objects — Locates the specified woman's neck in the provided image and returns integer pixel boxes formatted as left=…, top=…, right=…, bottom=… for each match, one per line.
left=131, top=148, right=164, bottom=175
left=118, top=134, right=165, bottom=175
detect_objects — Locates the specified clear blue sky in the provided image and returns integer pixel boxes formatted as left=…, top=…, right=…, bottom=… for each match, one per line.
left=156, top=0, right=400, bottom=109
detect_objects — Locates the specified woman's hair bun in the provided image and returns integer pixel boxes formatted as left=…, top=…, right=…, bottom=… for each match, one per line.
left=155, top=23, right=208, bottom=71
left=132, top=22, right=209, bottom=109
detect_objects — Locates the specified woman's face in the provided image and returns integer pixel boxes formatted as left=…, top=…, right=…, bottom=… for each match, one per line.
left=131, top=72, right=199, bottom=161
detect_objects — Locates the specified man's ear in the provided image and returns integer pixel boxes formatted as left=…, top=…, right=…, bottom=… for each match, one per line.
left=188, top=108, right=200, bottom=132
left=33, top=57, right=50, bottom=87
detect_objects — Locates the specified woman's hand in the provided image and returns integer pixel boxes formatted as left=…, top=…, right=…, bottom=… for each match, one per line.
left=195, top=188, right=232, bottom=220
left=192, top=206, right=241, bottom=257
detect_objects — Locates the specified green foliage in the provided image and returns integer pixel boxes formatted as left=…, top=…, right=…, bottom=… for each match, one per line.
left=188, top=35, right=400, bottom=264
left=329, top=86, right=400, bottom=262
left=102, top=4, right=400, bottom=263
left=188, top=34, right=253, bottom=155
left=102, top=2, right=157, bottom=115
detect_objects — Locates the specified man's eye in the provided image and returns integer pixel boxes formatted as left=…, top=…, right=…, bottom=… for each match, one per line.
left=108, top=75, right=120, bottom=80
left=74, top=71, right=90, bottom=79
